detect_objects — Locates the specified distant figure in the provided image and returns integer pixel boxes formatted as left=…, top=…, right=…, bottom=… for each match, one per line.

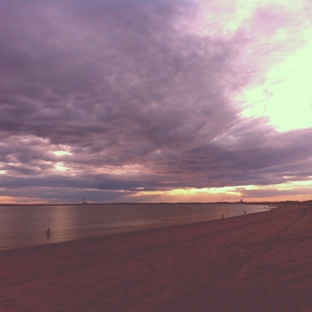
left=46, top=228, right=51, bottom=238
left=221, top=214, right=224, bottom=219
left=244, top=211, right=247, bottom=215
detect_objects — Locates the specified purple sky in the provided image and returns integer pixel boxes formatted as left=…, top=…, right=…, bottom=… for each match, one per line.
left=1, top=0, right=312, bottom=203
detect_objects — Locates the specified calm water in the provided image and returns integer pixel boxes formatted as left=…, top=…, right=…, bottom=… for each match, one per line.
left=0, top=203, right=271, bottom=251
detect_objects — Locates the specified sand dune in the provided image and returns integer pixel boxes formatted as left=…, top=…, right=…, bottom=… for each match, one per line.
left=0, top=204, right=311, bottom=311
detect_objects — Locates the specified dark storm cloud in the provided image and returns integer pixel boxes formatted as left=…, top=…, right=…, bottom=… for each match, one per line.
left=1, top=0, right=237, bottom=142
left=0, top=0, right=312, bottom=202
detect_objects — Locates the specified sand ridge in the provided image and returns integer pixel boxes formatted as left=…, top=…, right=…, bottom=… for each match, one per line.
left=0, top=204, right=311, bottom=311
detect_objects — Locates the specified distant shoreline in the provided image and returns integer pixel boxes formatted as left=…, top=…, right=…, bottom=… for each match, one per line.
left=0, top=200, right=306, bottom=207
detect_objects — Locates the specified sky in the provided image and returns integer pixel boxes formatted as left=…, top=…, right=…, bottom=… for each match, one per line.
left=1, top=0, right=312, bottom=204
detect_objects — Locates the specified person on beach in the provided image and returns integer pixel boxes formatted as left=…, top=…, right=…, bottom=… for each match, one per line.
left=46, top=228, right=51, bottom=238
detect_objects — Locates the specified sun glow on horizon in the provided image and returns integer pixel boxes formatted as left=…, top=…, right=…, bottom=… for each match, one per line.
left=129, top=179, right=312, bottom=202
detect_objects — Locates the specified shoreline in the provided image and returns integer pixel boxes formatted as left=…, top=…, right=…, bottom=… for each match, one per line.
left=0, top=203, right=273, bottom=253
left=0, top=203, right=311, bottom=311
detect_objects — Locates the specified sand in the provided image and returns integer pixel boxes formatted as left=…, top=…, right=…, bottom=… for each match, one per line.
left=0, top=203, right=311, bottom=311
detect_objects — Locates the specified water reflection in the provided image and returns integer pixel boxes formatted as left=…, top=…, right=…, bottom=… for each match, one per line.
left=0, top=203, right=269, bottom=250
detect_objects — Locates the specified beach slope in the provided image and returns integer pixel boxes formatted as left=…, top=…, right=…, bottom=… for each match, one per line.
left=0, top=204, right=311, bottom=311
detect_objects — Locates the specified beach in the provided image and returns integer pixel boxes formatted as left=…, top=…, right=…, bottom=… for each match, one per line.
left=0, top=203, right=311, bottom=311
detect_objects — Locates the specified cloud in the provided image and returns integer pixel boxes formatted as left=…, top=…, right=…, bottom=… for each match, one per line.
left=0, top=0, right=312, bottom=202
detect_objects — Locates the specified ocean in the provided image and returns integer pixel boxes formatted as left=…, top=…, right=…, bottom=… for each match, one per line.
left=0, top=203, right=271, bottom=251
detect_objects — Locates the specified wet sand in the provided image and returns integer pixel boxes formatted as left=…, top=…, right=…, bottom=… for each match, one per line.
left=0, top=204, right=311, bottom=311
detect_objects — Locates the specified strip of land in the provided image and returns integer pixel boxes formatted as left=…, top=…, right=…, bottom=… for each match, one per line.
left=0, top=204, right=311, bottom=311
